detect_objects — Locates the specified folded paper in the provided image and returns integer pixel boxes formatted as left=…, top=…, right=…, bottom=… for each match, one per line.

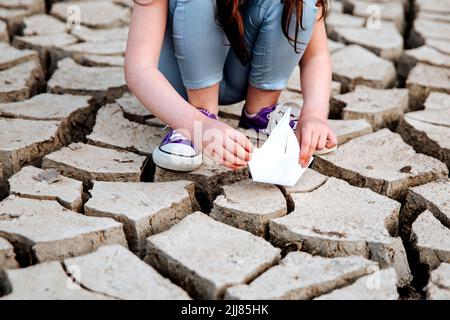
left=248, top=107, right=313, bottom=186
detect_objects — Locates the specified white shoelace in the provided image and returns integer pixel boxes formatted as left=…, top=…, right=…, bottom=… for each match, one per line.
left=169, top=131, right=188, bottom=141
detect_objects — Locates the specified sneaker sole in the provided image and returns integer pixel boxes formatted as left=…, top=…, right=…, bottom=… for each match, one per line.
left=152, top=147, right=202, bottom=172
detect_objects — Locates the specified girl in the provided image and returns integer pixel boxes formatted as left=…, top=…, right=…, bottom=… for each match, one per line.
left=125, top=0, right=337, bottom=172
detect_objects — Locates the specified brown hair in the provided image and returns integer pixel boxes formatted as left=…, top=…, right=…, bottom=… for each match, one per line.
left=216, top=0, right=327, bottom=64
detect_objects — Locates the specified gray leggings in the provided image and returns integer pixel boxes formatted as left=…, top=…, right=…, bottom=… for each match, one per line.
left=159, top=0, right=318, bottom=105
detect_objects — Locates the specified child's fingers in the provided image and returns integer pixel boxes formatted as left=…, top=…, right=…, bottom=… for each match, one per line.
left=208, top=139, right=248, bottom=167
left=326, top=129, right=338, bottom=148
left=306, top=131, right=319, bottom=166
left=203, top=144, right=244, bottom=169
left=228, top=129, right=254, bottom=153
left=223, top=145, right=248, bottom=166
left=203, top=143, right=247, bottom=170
left=223, top=162, right=246, bottom=170
left=203, top=143, right=218, bottom=161
left=300, top=128, right=312, bottom=166
left=317, top=133, right=327, bottom=150
left=225, top=137, right=250, bottom=163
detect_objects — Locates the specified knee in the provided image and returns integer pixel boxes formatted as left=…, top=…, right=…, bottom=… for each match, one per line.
left=171, top=0, right=217, bottom=26
left=252, top=0, right=318, bottom=35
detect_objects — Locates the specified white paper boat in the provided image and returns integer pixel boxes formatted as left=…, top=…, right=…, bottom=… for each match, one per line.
left=248, top=107, right=313, bottom=186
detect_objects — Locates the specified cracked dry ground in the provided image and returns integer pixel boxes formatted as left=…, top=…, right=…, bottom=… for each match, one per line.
left=0, top=0, right=449, bottom=301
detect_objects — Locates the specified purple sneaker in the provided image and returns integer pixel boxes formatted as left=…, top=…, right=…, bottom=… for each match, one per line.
left=238, top=103, right=299, bottom=146
left=238, top=103, right=299, bottom=134
left=152, top=108, right=217, bottom=172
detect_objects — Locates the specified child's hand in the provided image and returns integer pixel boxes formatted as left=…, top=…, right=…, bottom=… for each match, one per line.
left=201, top=117, right=254, bottom=170
left=295, top=115, right=337, bottom=167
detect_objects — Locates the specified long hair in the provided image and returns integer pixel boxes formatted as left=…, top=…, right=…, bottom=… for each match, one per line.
left=215, top=0, right=327, bottom=64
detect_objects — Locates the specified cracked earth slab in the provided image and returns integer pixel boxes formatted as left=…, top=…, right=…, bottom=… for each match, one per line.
left=0, top=7, right=33, bottom=37
left=154, top=156, right=249, bottom=208
left=333, top=22, right=404, bottom=60
left=328, top=39, right=345, bottom=53
left=74, top=54, right=125, bottom=67
left=411, top=211, right=450, bottom=270
left=0, top=0, right=45, bottom=13
left=225, top=251, right=378, bottom=300
left=315, top=268, right=399, bottom=300
left=330, top=0, right=343, bottom=13
left=417, top=11, right=450, bottom=24
left=425, top=38, right=450, bottom=55
left=0, top=20, right=8, bottom=42
left=87, top=104, right=165, bottom=156
left=64, top=245, right=190, bottom=300
left=210, top=180, right=287, bottom=237
left=325, top=11, right=365, bottom=38
left=13, top=33, right=78, bottom=68
left=47, top=58, right=126, bottom=101
left=53, top=40, right=126, bottom=63
left=0, top=93, right=94, bottom=121
left=42, top=142, right=146, bottom=185
left=85, top=180, right=195, bottom=254
left=313, top=129, right=448, bottom=200
left=70, top=26, right=129, bottom=42
left=331, top=86, right=409, bottom=130
left=402, top=108, right=450, bottom=127
left=114, top=0, right=132, bottom=7
left=397, top=115, right=450, bottom=169
left=406, top=63, right=450, bottom=110
left=349, top=1, right=405, bottom=32
left=328, top=119, right=373, bottom=144
left=0, top=42, right=38, bottom=70
left=145, top=212, right=281, bottom=299
left=0, top=117, right=62, bottom=178
left=275, top=169, right=328, bottom=221
left=22, top=13, right=67, bottom=36
left=0, top=58, right=44, bottom=103
left=50, top=1, right=130, bottom=29
left=409, top=18, right=450, bottom=47
left=269, top=177, right=412, bottom=286
left=426, top=263, right=450, bottom=300
left=0, top=93, right=95, bottom=144
left=0, top=164, right=4, bottom=195
left=282, top=168, right=328, bottom=195
left=414, top=0, right=450, bottom=14
left=0, top=196, right=127, bottom=264
left=424, top=92, right=450, bottom=110
left=116, top=92, right=152, bottom=123
left=0, top=237, right=18, bottom=269
left=8, top=166, right=83, bottom=212
left=331, top=45, right=396, bottom=92
left=0, top=261, right=112, bottom=300
left=401, top=178, right=450, bottom=239
left=400, top=46, right=450, bottom=78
